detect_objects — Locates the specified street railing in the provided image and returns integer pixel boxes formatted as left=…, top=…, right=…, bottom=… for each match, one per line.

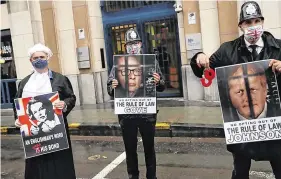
left=1, top=78, right=17, bottom=109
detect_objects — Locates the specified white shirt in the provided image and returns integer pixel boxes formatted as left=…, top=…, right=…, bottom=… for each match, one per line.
left=244, top=37, right=264, bottom=54
left=22, top=70, right=67, bottom=112
left=22, top=70, right=52, bottom=98
left=237, top=102, right=267, bottom=121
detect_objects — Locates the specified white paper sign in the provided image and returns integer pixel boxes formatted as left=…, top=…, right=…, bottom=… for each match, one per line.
left=188, top=12, right=196, bottom=24
left=115, top=98, right=157, bottom=114
left=224, top=117, right=281, bottom=144
left=78, top=28, right=85, bottom=39
left=185, top=33, right=202, bottom=50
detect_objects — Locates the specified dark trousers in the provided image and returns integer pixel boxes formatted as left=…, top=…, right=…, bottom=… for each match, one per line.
left=231, top=154, right=281, bottom=179
left=119, top=117, right=157, bottom=179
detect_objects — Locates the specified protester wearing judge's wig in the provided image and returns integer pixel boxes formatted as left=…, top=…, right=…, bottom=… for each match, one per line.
left=28, top=43, right=53, bottom=71
left=12, top=43, right=77, bottom=179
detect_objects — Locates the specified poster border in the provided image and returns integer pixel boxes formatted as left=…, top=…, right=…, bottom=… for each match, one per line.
left=15, top=91, right=70, bottom=159
left=215, top=59, right=281, bottom=144
left=113, top=54, right=158, bottom=114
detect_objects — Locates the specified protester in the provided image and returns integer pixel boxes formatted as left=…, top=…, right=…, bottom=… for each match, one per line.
left=190, top=1, right=281, bottom=178
left=107, top=28, right=165, bottom=179
left=13, top=43, right=76, bottom=179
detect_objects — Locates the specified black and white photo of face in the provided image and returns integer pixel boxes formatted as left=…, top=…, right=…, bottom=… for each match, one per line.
left=30, top=102, right=47, bottom=123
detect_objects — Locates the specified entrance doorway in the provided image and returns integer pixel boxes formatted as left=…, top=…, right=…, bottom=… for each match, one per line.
left=105, top=16, right=182, bottom=97
left=143, top=17, right=180, bottom=96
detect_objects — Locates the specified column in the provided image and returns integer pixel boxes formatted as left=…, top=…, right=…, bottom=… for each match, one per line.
left=40, top=1, right=61, bottom=73
left=261, top=1, right=281, bottom=39
left=1, top=2, right=11, bottom=30
left=237, top=1, right=244, bottom=36
left=87, top=1, right=110, bottom=103
left=52, top=1, right=80, bottom=105
left=181, top=0, right=204, bottom=100
left=198, top=0, right=220, bottom=101
left=176, top=0, right=187, bottom=66
left=9, top=1, right=34, bottom=80
left=217, top=1, right=239, bottom=44
left=29, top=0, right=45, bottom=44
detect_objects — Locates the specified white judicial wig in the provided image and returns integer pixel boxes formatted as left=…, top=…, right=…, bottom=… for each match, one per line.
left=28, top=43, right=53, bottom=60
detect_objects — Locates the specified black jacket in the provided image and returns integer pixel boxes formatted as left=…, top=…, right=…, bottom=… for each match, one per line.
left=12, top=70, right=77, bottom=179
left=13, top=71, right=76, bottom=119
left=190, top=31, right=281, bottom=161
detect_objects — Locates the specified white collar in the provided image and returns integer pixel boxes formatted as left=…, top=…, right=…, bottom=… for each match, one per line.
left=22, top=69, right=52, bottom=98
left=34, top=69, right=49, bottom=76
left=237, top=102, right=267, bottom=120
left=244, top=37, right=264, bottom=48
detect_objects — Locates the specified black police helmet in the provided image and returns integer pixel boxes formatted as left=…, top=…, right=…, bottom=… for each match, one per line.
left=238, top=1, right=264, bottom=25
left=125, top=28, right=141, bottom=44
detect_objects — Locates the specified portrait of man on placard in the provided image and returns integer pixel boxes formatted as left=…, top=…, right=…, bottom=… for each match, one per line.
left=114, top=54, right=156, bottom=98
left=216, top=60, right=281, bottom=123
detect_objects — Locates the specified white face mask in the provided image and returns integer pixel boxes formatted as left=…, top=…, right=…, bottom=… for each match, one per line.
left=126, top=42, right=141, bottom=54
left=243, top=25, right=264, bottom=44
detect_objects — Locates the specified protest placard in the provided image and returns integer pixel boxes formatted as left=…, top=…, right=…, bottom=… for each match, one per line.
left=113, top=54, right=157, bottom=114
left=216, top=60, right=281, bottom=144
left=14, top=92, right=69, bottom=158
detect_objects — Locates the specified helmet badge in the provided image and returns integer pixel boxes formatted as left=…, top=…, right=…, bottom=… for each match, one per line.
left=130, top=31, right=137, bottom=39
left=245, top=3, right=257, bottom=15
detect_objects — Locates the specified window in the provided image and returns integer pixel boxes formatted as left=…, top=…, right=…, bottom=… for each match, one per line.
left=111, top=24, right=137, bottom=55
left=103, top=1, right=174, bottom=12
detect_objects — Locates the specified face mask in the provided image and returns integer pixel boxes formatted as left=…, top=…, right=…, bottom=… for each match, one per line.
left=126, top=43, right=141, bottom=54
left=31, top=58, right=48, bottom=69
left=244, top=25, right=264, bottom=43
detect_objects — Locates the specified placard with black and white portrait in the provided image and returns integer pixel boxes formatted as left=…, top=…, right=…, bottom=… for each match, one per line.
left=216, top=60, right=281, bottom=123
left=113, top=54, right=156, bottom=98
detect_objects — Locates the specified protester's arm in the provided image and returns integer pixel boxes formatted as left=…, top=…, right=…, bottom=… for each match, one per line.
left=155, top=60, right=166, bottom=92
left=190, top=43, right=226, bottom=78
left=107, top=67, right=115, bottom=97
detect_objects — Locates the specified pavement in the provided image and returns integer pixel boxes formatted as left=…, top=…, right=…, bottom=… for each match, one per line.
left=1, top=99, right=225, bottom=137
left=1, top=136, right=275, bottom=179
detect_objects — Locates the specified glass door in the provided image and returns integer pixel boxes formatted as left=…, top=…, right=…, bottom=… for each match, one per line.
left=143, top=17, right=181, bottom=97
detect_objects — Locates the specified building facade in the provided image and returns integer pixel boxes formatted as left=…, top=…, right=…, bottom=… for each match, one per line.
left=1, top=0, right=281, bottom=107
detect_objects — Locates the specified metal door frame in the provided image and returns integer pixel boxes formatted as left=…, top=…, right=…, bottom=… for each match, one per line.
left=139, top=15, right=183, bottom=97
left=102, top=1, right=183, bottom=97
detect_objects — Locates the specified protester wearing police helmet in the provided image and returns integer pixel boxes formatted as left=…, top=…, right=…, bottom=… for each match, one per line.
left=124, top=28, right=142, bottom=54
left=190, top=1, right=281, bottom=179
left=107, top=28, right=165, bottom=179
